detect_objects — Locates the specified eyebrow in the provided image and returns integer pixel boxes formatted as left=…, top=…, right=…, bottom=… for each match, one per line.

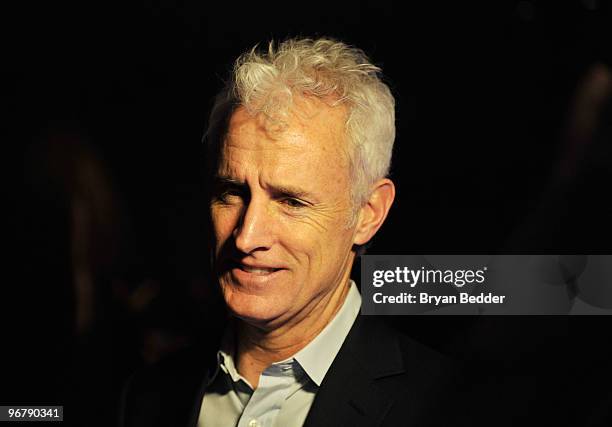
left=213, top=176, right=243, bottom=187
left=214, top=175, right=317, bottom=202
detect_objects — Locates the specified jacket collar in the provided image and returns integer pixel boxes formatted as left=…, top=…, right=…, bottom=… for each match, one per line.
left=186, top=314, right=407, bottom=427
left=302, top=315, right=406, bottom=427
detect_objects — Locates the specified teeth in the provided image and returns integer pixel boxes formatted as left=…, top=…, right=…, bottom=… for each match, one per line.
left=241, top=265, right=277, bottom=274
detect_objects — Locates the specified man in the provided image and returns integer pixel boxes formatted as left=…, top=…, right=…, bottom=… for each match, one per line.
left=120, top=37, right=456, bottom=427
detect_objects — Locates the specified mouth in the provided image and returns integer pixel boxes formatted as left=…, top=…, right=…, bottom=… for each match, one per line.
left=226, top=260, right=286, bottom=285
left=236, top=264, right=282, bottom=275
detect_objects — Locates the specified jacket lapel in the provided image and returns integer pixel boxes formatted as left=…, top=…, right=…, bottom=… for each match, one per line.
left=303, top=316, right=405, bottom=427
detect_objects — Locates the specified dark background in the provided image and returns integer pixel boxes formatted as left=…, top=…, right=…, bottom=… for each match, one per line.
left=4, top=1, right=612, bottom=426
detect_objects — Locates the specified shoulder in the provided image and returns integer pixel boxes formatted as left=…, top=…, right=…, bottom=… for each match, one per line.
left=349, top=315, right=455, bottom=375
left=362, top=319, right=522, bottom=427
left=317, top=315, right=463, bottom=426
left=354, top=316, right=458, bottom=394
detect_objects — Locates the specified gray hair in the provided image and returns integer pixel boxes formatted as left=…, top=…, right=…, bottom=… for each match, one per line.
left=204, top=37, right=396, bottom=225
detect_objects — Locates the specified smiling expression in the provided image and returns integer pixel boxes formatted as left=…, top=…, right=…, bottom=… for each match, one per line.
left=210, top=98, right=359, bottom=331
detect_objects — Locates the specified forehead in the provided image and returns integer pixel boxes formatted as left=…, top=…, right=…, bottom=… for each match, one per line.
left=219, top=99, right=350, bottom=174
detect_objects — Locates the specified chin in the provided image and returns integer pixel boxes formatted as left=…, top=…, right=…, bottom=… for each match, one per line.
left=223, top=289, right=287, bottom=326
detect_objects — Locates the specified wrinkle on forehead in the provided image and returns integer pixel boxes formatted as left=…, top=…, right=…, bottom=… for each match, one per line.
left=217, top=100, right=352, bottom=203
left=235, top=95, right=348, bottom=137
left=225, top=99, right=349, bottom=159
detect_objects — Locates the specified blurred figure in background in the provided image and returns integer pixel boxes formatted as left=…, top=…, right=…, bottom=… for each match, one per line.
left=13, top=129, right=124, bottom=425
left=12, top=124, right=223, bottom=426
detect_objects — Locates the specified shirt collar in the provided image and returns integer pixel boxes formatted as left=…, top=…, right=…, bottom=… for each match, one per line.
left=211, top=321, right=242, bottom=385
left=209, top=280, right=362, bottom=387
left=292, top=280, right=361, bottom=386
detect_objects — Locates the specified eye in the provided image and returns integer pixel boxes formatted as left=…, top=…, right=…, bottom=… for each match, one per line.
left=218, top=190, right=238, bottom=201
left=280, top=197, right=306, bottom=208
left=213, top=185, right=246, bottom=204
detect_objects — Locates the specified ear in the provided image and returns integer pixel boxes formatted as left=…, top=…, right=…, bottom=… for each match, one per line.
left=353, top=178, right=395, bottom=246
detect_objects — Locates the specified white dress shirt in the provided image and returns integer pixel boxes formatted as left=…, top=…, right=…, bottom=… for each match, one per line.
left=198, top=281, right=362, bottom=427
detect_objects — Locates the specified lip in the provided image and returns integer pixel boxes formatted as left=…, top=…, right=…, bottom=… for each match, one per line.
left=237, top=260, right=283, bottom=270
left=229, top=261, right=287, bottom=286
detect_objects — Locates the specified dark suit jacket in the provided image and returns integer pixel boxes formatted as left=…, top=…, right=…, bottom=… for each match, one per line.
left=119, top=315, right=470, bottom=427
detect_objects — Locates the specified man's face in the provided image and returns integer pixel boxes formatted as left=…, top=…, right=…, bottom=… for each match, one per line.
left=210, top=99, right=358, bottom=330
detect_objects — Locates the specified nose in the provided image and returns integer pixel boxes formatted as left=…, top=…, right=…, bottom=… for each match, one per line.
left=233, top=196, right=273, bottom=254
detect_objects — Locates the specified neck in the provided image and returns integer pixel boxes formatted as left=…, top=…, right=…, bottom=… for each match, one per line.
left=235, top=274, right=352, bottom=388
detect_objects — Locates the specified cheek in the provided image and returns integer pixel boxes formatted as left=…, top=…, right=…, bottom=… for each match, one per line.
left=211, top=206, right=239, bottom=246
left=317, top=219, right=356, bottom=265
left=287, top=223, right=353, bottom=273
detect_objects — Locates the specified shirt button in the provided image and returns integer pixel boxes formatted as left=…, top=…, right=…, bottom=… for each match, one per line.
left=248, top=419, right=260, bottom=427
